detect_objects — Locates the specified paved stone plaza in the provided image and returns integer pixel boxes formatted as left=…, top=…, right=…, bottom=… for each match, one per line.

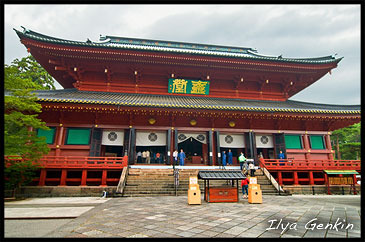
left=4, top=195, right=361, bottom=238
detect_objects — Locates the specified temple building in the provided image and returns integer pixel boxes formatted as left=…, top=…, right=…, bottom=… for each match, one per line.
left=12, top=27, right=360, bottom=187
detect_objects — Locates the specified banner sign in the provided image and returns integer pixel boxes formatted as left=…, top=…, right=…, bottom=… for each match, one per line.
left=136, top=131, right=167, bottom=146
left=102, top=130, right=124, bottom=146
left=256, top=134, right=274, bottom=148
left=168, top=78, right=210, bottom=95
left=219, top=134, right=245, bottom=148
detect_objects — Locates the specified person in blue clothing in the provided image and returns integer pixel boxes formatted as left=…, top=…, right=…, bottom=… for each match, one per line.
left=179, top=149, right=186, bottom=166
left=228, top=149, right=233, bottom=166
left=222, top=150, right=227, bottom=167
left=278, top=150, right=285, bottom=166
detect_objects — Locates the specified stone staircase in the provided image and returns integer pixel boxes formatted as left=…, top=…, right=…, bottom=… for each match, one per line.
left=121, top=168, right=280, bottom=197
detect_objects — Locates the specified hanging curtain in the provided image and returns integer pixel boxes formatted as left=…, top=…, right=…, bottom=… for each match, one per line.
left=255, top=134, right=274, bottom=148
left=177, top=133, right=207, bottom=144
left=102, top=130, right=124, bottom=146
left=219, top=133, right=245, bottom=148
left=136, top=131, right=167, bottom=146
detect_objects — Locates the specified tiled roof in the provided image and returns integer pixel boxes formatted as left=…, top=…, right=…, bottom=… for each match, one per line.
left=14, top=27, right=341, bottom=65
left=33, top=89, right=360, bottom=114
left=198, top=170, right=246, bottom=180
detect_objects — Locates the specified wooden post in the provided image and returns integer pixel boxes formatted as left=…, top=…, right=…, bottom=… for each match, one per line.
left=59, top=169, right=67, bottom=186
left=38, top=169, right=47, bottom=186
left=101, top=170, right=107, bottom=186
left=277, top=171, right=283, bottom=185
left=55, top=126, right=64, bottom=156
left=81, top=170, right=87, bottom=186
left=309, top=171, right=314, bottom=185
left=352, top=174, right=357, bottom=195
left=293, top=171, right=299, bottom=185
left=324, top=173, right=331, bottom=195
left=303, top=134, right=311, bottom=160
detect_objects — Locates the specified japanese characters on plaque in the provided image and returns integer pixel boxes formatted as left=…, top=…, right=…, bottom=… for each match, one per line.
left=168, top=78, right=210, bottom=95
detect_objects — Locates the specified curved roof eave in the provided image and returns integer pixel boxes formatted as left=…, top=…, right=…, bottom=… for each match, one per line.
left=14, top=27, right=342, bottom=65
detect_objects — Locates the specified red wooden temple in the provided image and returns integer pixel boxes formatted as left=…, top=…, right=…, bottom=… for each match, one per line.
left=9, top=26, right=360, bottom=188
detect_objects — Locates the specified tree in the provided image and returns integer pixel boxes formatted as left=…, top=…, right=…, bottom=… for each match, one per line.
left=4, top=55, right=54, bottom=192
left=331, top=122, right=361, bottom=160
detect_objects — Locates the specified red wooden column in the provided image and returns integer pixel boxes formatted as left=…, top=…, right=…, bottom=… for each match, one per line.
left=55, top=125, right=64, bottom=156
left=81, top=170, right=87, bottom=186
left=303, top=133, right=311, bottom=160
left=309, top=171, right=314, bottom=185
left=324, top=134, right=334, bottom=160
left=101, top=170, right=107, bottom=186
left=277, top=171, right=283, bottom=186
left=38, top=169, right=47, bottom=186
left=293, top=171, right=299, bottom=185
left=59, top=169, right=67, bottom=186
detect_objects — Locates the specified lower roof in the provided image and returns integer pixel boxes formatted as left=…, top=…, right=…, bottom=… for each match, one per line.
left=33, top=89, right=360, bottom=115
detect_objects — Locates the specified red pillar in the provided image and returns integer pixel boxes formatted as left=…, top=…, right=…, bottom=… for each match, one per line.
left=293, top=171, right=299, bottom=185
left=81, top=170, right=87, bottom=186
left=303, top=134, right=311, bottom=161
left=277, top=171, right=283, bottom=186
left=325, top=134, right=334, bottom=160
left=101, top=170, right=107, bottom=186
left=38, top=169, right=47, bottom=186
left=55, top=126, right=64, bottom=156
left=59, top=169, right=67, bottom=186
left=309, top=171, right=314, bottom=185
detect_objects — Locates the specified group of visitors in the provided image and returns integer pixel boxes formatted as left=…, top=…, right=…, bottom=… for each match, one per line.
left=136, top=150, right=163, bottom=164
left=173, top=149, right=186, bottom=166
left=221, top=149, right=233, bottom=166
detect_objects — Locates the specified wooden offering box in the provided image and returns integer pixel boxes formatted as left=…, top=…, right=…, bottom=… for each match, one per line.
left=205, top=186, right=238, bottom=203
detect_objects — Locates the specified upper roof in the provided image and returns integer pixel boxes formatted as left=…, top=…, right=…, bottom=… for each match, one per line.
left=32, top=89, right=360, bottom=114
left=14, top=26, right=342, bottom=65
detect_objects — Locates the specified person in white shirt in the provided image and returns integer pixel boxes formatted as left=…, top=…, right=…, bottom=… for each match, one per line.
left=173, top=150, right=178, bottom=165
left=137, top=151, right=142, bottom=163
left=142, top=151, right=147, bottom=163
left=146, top=150, right=150, bottom=164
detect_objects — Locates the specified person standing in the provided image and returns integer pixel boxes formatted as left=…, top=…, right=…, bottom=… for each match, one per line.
left=278, top=150, right=285, bottom=166
left=173, top=150, right=178, bottom=166
left=146, top=150, right=150, bottom=164
left=137, top=151, right=142, bottom=163
left=142, top=150, right=147, bottom=163
left=248, top=161, right=255, bottom=177
left=156, top=152, right=161, bottom=163
left=241, top=176, right=250, bottom=199
left=179, top=149, right=186, bottom=166
left=222, top=150, right=227, bottom=167
left=228, top=149, right=233, bottom=166
left=238, top=152, right=247, bottom=171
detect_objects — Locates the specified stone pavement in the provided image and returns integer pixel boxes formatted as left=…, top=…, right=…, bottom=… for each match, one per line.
left=5, top=194, right=360, bottom=238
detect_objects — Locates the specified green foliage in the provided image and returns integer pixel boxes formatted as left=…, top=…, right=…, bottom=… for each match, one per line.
left=5, top=160, right=41, bottom=190
left=11, top=55, right=56, bottom=90
left=4, top=55, right=54, bottom=190
left=331, top=122, right=361, bottom=160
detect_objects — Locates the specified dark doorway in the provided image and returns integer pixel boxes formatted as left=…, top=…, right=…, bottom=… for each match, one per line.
left=103, top=145, right=123, bottom=157
left=178, top=138, right=203, bottom=162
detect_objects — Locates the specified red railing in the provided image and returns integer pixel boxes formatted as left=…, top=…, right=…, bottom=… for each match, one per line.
left=260, top=158, right=361, bottom=171
left=4, top=155, right=128, bottom=169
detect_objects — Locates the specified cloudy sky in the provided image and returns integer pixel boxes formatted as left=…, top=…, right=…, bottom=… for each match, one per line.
left=4, top=4, right=361, bottom=105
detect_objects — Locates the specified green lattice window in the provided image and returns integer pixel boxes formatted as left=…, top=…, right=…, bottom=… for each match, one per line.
left=284, top=135, right=302, bottom=149
left=310, top=135, right=325, bottom=149
left=65, top=128, right=91, bottom=145
left=37, top=127, right=56, bottom=144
